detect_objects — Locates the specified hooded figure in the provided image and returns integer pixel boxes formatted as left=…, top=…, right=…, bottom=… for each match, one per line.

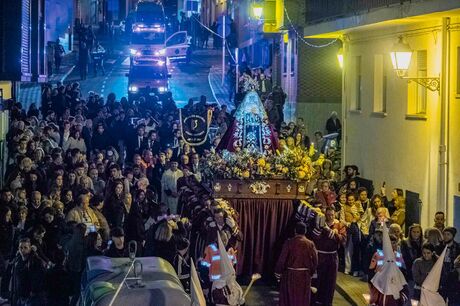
left=418, top=246, right=447, bottom=306
left=190, top=258, right=206, bottom=306
left=370, top=223, right=409, bottom=305
left=217, top=232, right=244, bottom=306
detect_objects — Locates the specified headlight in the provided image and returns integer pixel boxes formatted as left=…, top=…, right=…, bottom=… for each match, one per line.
left=158, top=86, right=166, bottom=93
left=130, top=48, right=138, bottom=55
left=155, top=49, right=166, bottom=56
left=129, top=85, right=139, bottom=92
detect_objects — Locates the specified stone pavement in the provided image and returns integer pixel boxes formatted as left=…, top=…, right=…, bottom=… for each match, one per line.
left=336, top=272, right=369, bottom=306
left=244, top=281, right=352, bottom=305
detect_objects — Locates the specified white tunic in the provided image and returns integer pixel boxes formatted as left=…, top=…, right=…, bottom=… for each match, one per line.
left=160, top=169, right=184, bottom=214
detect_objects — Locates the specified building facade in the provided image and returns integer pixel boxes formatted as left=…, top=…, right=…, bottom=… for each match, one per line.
left=303, top=0, right=460, bottom=228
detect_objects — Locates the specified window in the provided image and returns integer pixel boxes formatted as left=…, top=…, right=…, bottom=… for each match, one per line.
left=415, top=50, right=427, bottom=114
left=351, top=56, right=362, bottom=111
left=373, top=54, right=387, bottom=113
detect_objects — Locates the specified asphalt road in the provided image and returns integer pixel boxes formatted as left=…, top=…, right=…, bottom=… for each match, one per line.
left=66, top=47, right=220, bottom=106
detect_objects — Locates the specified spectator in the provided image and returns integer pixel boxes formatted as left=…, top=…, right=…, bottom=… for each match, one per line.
left=105, top=227, right=127, bottom=258
left=54, top=39, right=65, bottom=73
left=10, top=237, right=46, bottom=306
left=63, top=223, right=86, bottom=306
left=325, top=111, right=341, bottom=135
left=411, top=242, right=437, bottom=300
left=433, top=211, right=446, bottom=233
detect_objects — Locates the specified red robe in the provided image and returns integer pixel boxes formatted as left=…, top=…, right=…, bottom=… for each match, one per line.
left=311, top=220, right=347, bottom=305
left=275, top=235, right=318, bottom=306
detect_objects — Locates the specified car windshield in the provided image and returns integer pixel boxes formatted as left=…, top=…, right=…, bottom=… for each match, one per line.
left=130, top=66, right=167, bottom=79
left=131, top=32, right=165, bottom=44
left=136, top=11, right=165, bottom=23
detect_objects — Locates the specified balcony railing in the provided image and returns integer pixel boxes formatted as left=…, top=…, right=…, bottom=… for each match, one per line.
left=306, top=0, right=409, bottom=24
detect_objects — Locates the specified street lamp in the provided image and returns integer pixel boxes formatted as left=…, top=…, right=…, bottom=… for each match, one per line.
left=390, top=37, right=440, bottom=92
left=337, top=48, right=343, bottom=69
left=252, top=3, right=263, bottom=19
left=390, top=37, right=412, bottom=77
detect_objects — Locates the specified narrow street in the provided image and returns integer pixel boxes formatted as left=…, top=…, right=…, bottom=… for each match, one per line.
left=65, top=47, right=221, bottom=107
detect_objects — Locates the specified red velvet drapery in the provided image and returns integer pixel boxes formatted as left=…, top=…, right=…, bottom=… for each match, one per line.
left=230, top=199, right=295, bottom=276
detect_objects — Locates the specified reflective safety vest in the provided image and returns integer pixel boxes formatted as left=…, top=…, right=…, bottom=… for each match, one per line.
left=369, top=249, right=405, bottom=272
left=201, top=243, right=237, bottom=281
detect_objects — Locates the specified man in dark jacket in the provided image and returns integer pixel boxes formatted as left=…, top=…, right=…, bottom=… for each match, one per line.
left=78, top=42, right=89, bottom=80
left=91, top=123, right=111, bottom=152
left=105, top=227, right=128, bottom=258
left=10, top=237, right=46, bottom=306
left=437, top=227, right=460, bottom=299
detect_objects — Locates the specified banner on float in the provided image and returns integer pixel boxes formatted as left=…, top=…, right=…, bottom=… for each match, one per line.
left=179, top=108, right=213, bottom=146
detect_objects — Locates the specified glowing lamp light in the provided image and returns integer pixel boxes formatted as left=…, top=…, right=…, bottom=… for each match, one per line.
left=390, top=37, right=413, bottom=77
left=128, top=85, right=139, bottom=93
left=158, top=86, right=167, bottom=93
left=252, top=4, right=263, bottom=19
left=130, top=48, right=141, bottom=56
left=154, top=49, right=166, bottom=56
left=337, top=48, right=344, bottom=69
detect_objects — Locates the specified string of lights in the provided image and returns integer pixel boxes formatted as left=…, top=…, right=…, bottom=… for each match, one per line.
left=283, top=6, right=338, bottom=48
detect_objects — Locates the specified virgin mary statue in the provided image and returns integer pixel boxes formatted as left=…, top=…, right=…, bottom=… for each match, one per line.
left=217, top=91, right=278, bottom=154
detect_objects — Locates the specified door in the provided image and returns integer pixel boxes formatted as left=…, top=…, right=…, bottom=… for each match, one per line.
left=165, top=31, right=189, bottom=59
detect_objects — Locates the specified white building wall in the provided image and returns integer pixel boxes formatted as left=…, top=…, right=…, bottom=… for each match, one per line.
left=342, top=23, right=444, bottom=228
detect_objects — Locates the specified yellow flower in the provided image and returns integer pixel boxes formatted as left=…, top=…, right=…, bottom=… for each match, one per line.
left=265, top=163, right=271, bottom=170
left=257, top=158, right=266, bottom=167
left=282, top=167, right=289, bottom=174
left=242, top=170, right=250, bottom=178
left=298, top=170, right=306, bottom=179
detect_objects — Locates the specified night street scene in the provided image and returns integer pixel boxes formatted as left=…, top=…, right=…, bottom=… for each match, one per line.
left=1, top=0, right=460, bottom=306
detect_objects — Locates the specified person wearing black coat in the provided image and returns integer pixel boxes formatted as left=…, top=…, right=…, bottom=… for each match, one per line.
left=144, top=220, right=177, bottom=265
left=91, top=123, right=111, bottom=152
left=63, top=223, right=87, bottom=306
left=105, top=227, right=128, bottom=258
left=44, top=249, right=72, bottom=306
left=10, top=237, right=46, bottom=306
left=0, top=207, right=14, bottom=261
left=124, top=196, right=146, bottom=256
left=103, top=181, right=126, bottom=229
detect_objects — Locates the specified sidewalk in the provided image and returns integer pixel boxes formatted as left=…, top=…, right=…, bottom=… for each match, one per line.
left=336, top=272, right=369, bottom=306
left=19, top=52, right=76, bottom=111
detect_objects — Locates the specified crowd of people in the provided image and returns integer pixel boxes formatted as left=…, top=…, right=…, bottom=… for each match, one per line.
left=1, top=62, right=459, bottom=306
left=0, top=82, right=250, bottom=305
left=278, top=164, right=460, bottom=306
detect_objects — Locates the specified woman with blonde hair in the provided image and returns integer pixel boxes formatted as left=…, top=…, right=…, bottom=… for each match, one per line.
left=144, top=220, right=177, bottom=264
left=424, top=227, right=443, bottom=248
left=368, top=207, right=392, bottom=237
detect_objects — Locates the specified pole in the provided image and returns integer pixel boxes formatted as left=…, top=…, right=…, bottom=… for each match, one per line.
left=439, top=17, right=450, bottom=220
left=222, top=15, right=226, bottom=85
left=235, top=47, right=239, bottom=93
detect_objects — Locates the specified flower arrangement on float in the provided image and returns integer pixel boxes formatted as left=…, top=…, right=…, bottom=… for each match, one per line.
left=203, top=146, right=316, bottom=181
